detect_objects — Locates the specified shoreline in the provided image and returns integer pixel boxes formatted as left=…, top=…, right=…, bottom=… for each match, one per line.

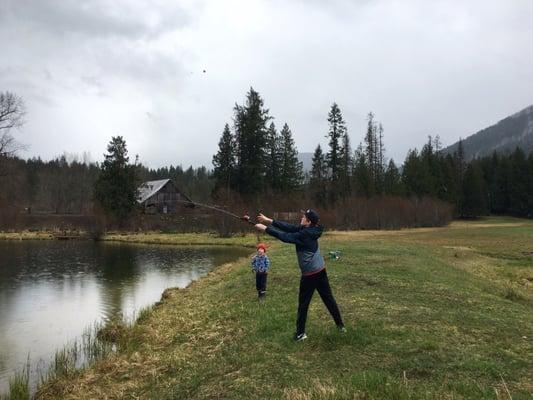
left=1, top=242, right=255, bottom=399
left=0, top=231, right=258, bottom=248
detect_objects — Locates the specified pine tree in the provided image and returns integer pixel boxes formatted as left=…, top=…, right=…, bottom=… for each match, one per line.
left=528, top=153, right=533, bottom=217
left=353, top=143, right=372, bottom=197
left=419, top=136, right=439, bottom=196
left=212, top=123, right=235, bottom=192
left=265, top=122, right=282, bottom=192
left=383, top=159, right=403, bottom=195
left=339, top=131, right=352, bottom=197
left=364, top=112, right=376, bottom=188
left=493, top=156, right=511, bottom=214
left=508, top=147, right=529, bottom=216
left=461, top=161, right=487, bottom=218
left=402, top=149, right=422, bottom=196
left=376, top=123, right=386, bottom=194
left=94, top=136, right=139, bottom=220
left=441, top=154, right=459, bottom=206
left=479, top=152, right=499, bottom=213
left=310, top=144, right=328, bottom=206
left=454, top=138, right=466, bottom=215
left=233, top=87, right=271, bottom=196
left=326, top=103, right=347, bottom=202
left=363, top=112, right=387, bottom=194
left=279, top=123, right=303, bottom=192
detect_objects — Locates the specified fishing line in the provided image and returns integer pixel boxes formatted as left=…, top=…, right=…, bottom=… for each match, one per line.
left=174, top=199, right=255, bottom=225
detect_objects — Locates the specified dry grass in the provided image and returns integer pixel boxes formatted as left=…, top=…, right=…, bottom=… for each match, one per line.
left=0, top=231, right=53, bottom=240
left=102, top=232, right=258, bottom=248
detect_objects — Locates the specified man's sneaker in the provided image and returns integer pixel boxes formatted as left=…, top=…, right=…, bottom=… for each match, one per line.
left=294, top=333, right=308, bottom=342
left=337, top=325, right=347, bottom=333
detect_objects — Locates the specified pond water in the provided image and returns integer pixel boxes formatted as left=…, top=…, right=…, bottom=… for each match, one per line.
left=0, top=240, right=250, bottom=393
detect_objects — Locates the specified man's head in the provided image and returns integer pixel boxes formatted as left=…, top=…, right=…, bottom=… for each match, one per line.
left=300, top=209, right=319, bottom=227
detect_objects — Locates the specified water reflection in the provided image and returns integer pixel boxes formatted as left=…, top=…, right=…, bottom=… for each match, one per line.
left=0, top=240, right=249, bottom=393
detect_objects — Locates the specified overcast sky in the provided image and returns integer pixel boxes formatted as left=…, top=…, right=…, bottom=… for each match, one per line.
left=1, top=0, right=532, bottom=168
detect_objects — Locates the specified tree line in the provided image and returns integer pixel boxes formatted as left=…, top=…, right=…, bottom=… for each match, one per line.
left=1, top=88, right=532, bottom=230
left=212, top=88, right=533, bottom=219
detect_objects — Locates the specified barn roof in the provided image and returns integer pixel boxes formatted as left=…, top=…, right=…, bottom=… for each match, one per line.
left=137, top=179, right=171, bottom=204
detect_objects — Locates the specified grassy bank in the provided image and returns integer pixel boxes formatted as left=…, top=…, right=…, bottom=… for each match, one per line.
left=101, top=232, right=258, bottom=248
left=0, top=230, right=259, bottom=247
left=0, top=231, right=53, bottom=240
left=27, top=219, right=533, bottom=398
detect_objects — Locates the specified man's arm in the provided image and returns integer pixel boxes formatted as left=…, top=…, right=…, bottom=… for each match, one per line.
left=264, top=226, right=305, bottom=245
left=271, top=220, right=301, bottom=233
left=257, top=213, right=301, bottom=232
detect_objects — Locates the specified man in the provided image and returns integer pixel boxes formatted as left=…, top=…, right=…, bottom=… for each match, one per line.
left=253, top=209, right=345, bottom=341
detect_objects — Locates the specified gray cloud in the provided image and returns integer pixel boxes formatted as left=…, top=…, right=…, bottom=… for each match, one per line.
left=0, top=0, right=191, bottom=39
left=0, top=0, right=532, bottom=168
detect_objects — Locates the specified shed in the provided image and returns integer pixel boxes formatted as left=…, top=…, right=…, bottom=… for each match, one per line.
left=137, top=179, right=192, bottom=214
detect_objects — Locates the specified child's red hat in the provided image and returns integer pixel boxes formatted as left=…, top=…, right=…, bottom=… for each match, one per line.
left=257, top=243, right=267, bottom=252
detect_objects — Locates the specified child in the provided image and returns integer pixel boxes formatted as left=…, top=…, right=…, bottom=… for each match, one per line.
left=251, top=243, right=270, bottom=299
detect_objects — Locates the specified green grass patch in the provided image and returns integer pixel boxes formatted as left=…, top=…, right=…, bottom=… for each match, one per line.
left=34, top=218, right=533, bottom=399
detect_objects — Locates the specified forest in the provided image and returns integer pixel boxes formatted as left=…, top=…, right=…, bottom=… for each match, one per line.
left=1, top=89, right=532, bottom=231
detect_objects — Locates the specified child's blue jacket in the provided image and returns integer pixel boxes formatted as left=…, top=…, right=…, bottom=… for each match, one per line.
left=251, top=254, right=270, bottom=273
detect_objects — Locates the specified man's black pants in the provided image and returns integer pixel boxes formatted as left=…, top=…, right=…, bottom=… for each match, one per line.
left=256, top=272, right=267, bottom=297
left=296, top=269, right=343, bottom=335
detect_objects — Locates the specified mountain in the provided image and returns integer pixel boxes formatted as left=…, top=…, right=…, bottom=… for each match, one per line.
left=297, top=152, right=314, bottom=173
left=443, top=104, right=533, bottom=160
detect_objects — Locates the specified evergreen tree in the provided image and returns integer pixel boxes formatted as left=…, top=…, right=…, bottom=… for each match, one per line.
left=376, top=123, right=386, bottom=193
left=339, top=131, right=352, bottom=197
left=508, top=147, right=529, bottom=216
left=441, top=154, right=459, bottom=206
left=310, top=144, right=328, bottom=206
left=353, top=144, right=372, bottom=197
left=279, top=123, right=303, bottom=192
left=454, top=138, right=466, bottom=215
left=233, top=87, right=271, bottom=196
left=461, top=161, right=487, bottom=217
left=493, top=156, right=511, bottom=214
left=212, top=123, right=235, bottom=192
left=363, top=112, right=387, bottom=193
left=265, top=122, right=282, bottom=191
left=364, top=112, right=377, bottom=192
left=326, top=103, right=347, bottom=202
left=402, top=149, right=422, bottom=196
left=94, top=136, right=139, bottom=220
left=479, top=152, right=499, bottom=213
left=383, top=159, right=403, bottom=195
left=528, top=153, right=533, bottom=217
left=419, top=136, right=439, bottom=197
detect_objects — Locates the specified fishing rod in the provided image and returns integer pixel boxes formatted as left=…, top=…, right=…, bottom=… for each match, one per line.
left=174, top=199, right=256, bottom=225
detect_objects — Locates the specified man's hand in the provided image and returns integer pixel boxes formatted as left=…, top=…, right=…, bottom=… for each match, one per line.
left=255, top=223, right=267, bottom=232
left=257, top=213, right=272, bottom=225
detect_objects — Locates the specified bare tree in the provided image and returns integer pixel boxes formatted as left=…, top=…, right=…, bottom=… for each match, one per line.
left=0, top=91, right=26, bottom=159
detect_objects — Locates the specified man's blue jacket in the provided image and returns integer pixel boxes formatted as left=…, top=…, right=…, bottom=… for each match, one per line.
left=265, top=220, right=325, bottom=275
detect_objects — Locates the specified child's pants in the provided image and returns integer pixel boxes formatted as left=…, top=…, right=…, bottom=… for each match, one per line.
left=255, top=272, right=268, bottom=297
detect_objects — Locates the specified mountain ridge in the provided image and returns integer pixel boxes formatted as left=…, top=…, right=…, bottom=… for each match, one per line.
left=443, top=104, right=533, bottom=160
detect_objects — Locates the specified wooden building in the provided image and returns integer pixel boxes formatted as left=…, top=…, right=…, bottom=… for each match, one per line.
left=137, top=179, right=192, bottom=214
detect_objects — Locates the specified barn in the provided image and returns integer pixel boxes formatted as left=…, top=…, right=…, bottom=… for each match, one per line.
left=137, top=179, right=192, bottom=214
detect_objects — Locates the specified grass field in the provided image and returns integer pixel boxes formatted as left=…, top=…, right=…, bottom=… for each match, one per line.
left=33, top=217, right=533, bottom=399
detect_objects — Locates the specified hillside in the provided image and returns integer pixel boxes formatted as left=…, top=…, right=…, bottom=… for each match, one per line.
left=444, top=104, right=533, bottom=160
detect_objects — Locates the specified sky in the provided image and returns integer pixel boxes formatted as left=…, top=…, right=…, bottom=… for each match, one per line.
left=1, top=0, right=532, bottom=169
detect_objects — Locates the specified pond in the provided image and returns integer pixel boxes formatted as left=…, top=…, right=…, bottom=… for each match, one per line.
left=0, top=240, right=250, bottom=393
